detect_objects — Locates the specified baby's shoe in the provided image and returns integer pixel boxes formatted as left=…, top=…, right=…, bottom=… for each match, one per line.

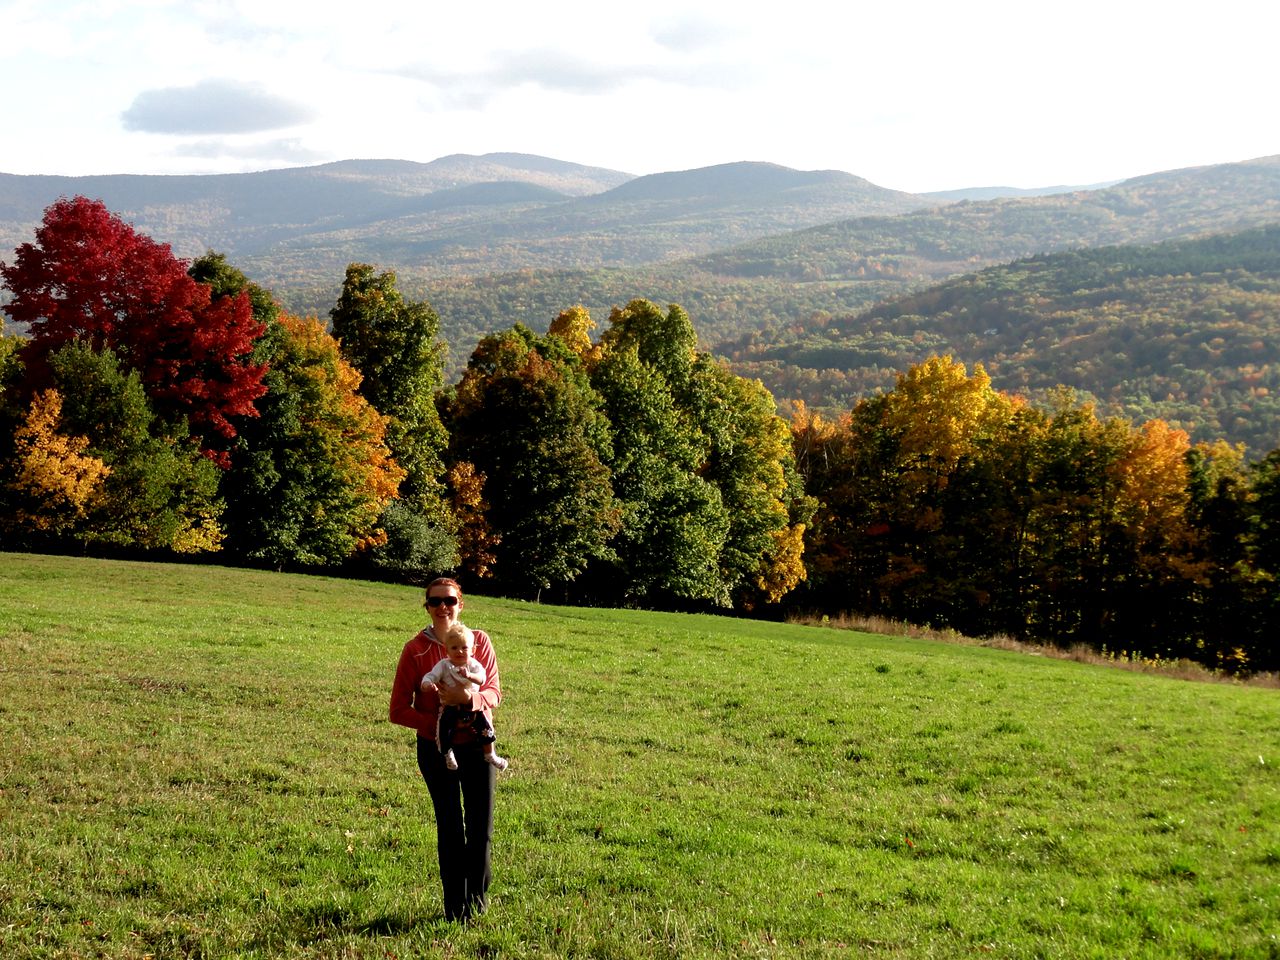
left=487, top=753, right=508, bottom=771
left=443, top=749, right=458, bottom=770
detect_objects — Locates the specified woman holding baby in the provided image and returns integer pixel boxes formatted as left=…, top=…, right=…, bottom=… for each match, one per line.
left=389, top=577, right=505, bottom=921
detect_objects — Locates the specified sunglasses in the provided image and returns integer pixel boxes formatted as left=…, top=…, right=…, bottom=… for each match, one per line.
left=426, top=595, right=459, bottom=608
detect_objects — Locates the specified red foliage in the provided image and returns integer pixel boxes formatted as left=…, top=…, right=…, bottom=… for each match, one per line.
left=1, top=196, right=267, bottom=467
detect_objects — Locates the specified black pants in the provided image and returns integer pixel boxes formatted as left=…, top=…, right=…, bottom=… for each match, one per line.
left=416, top=736, right=496, bottom=920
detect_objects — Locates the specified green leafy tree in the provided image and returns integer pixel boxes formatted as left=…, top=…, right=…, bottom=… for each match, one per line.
left=189, top=251, right=281, bottom=337
left=329, top=264, right=458, bottom=577
left=31, top=342, right=225, bottom=552
left=599, top=299, right=699, bottom=392
left=1184, top=440, right=1268, bottom=669
left=587, top=338, right=729, bottom=604
left=0, top=334, right=25, bottom=483
left=0, top=334, right=22, bottom=401
left=1253, top=448, right=1280, bottom=579
left=329, top=264, right=450, bottom=508
left=580, top=299, right=810, bottom=607
left=219, top=313, right=403, bottom=567
left=1248, top=448, right=1280, bottom=669
left=688, top=357, right=813, bottom=607
left=446, top=324, right=620, bottom=599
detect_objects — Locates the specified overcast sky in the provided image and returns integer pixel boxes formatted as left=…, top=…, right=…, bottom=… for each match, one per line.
left=3, top=0, right=1276, bottom=194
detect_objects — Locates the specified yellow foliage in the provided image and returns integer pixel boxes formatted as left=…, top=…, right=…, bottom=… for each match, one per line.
left=279, top=313, right=405, bottom=541
left=1113, top=418, right=1191, bottom=540
left=170, top=513, right=226, bottom=554
left=548, top=305, right=595, bottom=356
left=447, top=460, right=501, bottom=579
left=885, top=356, right=1016, bottom=494
left=6, top=389, right=110, bottom=534
left=753, top=522, right=807, bottom=603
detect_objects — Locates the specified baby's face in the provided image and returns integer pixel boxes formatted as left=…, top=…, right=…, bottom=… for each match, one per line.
left=446, top=637, right=472, bottom=666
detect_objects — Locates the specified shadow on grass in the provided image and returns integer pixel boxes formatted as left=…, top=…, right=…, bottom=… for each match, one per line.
left=248, top=903, right=441, bottom=951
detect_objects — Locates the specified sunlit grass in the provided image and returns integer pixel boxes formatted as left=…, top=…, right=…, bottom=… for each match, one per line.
left=2, top=552, right=1278, bottom=958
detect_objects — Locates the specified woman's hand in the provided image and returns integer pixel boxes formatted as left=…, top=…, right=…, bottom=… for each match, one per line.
left=437, top=682, right=472, bottom=707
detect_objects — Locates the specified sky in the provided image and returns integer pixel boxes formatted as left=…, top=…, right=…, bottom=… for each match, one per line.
left=3, top=0, right=1277, bottom=195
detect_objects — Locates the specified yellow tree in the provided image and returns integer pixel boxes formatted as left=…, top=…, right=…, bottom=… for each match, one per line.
left=1103, top=418, right=1210, bottom=653
left=788, top=401, right=853, bottom=586
left=881, top=355, right=1019, bottom=514
left=853, top=356, right=1021, bottom=621
left=1113, top=419, right=1196, bottom=559
left=691, top=361, right=813, bottom=608
left=3, top=388, right=110, bottom=537
left=447, top=460, right=501, bottom=579
left=547, top=305, right=596, bottom=359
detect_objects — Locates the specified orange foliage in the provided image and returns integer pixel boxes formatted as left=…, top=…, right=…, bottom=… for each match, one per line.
left=447, top=460, right=501, bottom=579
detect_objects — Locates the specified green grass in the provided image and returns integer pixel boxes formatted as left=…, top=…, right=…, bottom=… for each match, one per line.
left=2, top=552, right=1278, bottom=959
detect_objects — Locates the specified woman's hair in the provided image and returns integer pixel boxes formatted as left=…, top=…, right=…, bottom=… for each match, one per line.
left=425, top=577, right=463, bottom=601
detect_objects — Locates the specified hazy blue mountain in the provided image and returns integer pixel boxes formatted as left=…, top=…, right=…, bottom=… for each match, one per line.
left=922, top=181, right=1120, bottom=201
left=0, top=153, right=631, bottom=263
left=0, top=156, right=938, bottom=286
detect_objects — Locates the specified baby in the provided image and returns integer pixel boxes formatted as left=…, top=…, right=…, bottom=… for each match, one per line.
left=420, top=622, right=508, bottom=771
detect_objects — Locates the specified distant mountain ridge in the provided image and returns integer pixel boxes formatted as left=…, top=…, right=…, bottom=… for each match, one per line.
left=922, top=181, right=1120, bottom=201
left=690, top=155, right=1280, bottom=284
left=398, top=154, right=1280, bottom=354
left=0, top=154, right=939, bottom=286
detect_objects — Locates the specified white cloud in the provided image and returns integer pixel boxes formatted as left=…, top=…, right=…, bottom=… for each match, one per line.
left=121, top=78, right=317, bottom=134
left=0, top=0, right=1276, bottom=190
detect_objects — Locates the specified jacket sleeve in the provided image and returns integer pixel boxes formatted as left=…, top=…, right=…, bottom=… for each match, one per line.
left=389, top=639, right=437, bottom=732
left=468, top=631, right=502, bottom=715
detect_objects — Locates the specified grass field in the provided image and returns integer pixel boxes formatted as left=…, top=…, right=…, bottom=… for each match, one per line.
left=1, top=552, right=1278, bottom=959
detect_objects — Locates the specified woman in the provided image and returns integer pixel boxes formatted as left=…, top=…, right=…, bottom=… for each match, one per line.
left=389, top=577, right=502, bottom=920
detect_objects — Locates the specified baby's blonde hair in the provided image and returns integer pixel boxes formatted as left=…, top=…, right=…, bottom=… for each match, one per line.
left=444, top=621, right=474, bottom=648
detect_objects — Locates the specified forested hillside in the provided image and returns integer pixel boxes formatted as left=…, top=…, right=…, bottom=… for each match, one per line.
left=725, top=226, right=1280, bottom=457
left=693, top=155, right=1280, bottom=282
left=292, top=155, right=1280, bottom=385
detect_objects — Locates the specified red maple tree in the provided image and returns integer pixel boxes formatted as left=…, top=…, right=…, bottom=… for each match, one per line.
left=1, top=196, right=267, bottom=467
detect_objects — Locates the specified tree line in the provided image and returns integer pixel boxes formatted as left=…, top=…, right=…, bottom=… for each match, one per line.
left=790, top=359, right=1279, bottom=673
left=1, top=197, right=1276, bottom=672
left=0, top=197, right=808, bottom=612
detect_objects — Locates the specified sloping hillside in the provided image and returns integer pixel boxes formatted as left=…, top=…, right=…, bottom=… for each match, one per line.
left=723, top=225, right=1280, bottom=457
left=345, top=155, right=1280, bottom=381
left=691, top=155, right=1280, bottom=282
left=0, top=156, right=938, bottom=287
left=0, top=154, right=633, bottom=264
left=235, top=161, right=938, bottom=285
